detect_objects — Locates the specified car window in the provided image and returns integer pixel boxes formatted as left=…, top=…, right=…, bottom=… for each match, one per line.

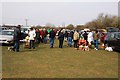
left=110, top=33, right=120, bottom=39
left=21, top=28, right=29, bottom=32
left=2, top=31, right=14, bottom=36
left=106, top=33, right=115, bottom=40
left=111, top=33, right=115, bottom=38
left=0, top=31, right=2, bottom=35
left=107, top=27, right=119, bottom=32
left=116, top=33, right=120, bottom=39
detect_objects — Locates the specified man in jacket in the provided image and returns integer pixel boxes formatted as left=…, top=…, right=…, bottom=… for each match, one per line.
left=35, top=28, right=40, bottom=44
left=58, top=29, right=65, bottom=48
left=73, top=30, right=79, bottom=49
left=13, top=25, right=21, bottom=52
left=93, top=30, right=100, bottom=50
left=49, top=28, right=55, bottom=48
left=67, top=31, right=73, bottom=47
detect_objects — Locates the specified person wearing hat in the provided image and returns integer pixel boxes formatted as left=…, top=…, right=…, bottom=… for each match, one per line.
left=13, top=25, right=21, bottom=52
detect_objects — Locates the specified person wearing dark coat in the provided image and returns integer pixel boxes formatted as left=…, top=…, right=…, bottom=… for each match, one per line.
left=43, top=29, right=48, bottom=44
left=35, top=28, right=40, bottom=44
left=83, top=31, right=88, bottom=41
left=67, top=31, right=73, bottom=47
left=58, top=29, right=62, bottom=36
left=83, top=31, right=88, bottom=45
left=58, top=30, right=65, bottom=48
left=64, top=31, right=68, bottom=42
left=13, top=25, right=21, bottom=52
left=49, top=29, right=56, bottom=48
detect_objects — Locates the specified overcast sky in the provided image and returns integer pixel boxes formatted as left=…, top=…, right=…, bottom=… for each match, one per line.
left=1, top=1, right=118, bottom=26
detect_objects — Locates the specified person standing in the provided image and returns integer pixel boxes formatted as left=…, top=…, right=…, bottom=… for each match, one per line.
left=67, top=31, right=73, bottom=47
left=87, top=30, right=93, bottom=48
left=13, top=25, right=21, bottom=52
left=43, top=28, right=48, bottom=44
left=73, top=30, right=79, bottom=49
left=93, top=30, right=100, bottom=50
left=35, top=28, right=40, bottom=44
left=100, top=32, right=106, bottom=49
left=58, top=29, right=65, bottom=48
left=39, top=29, right=44, bottom=43
left=58, top=29, right=62, bottom=36
left=64, top=30, right=68, bottom=42
left=83, top=31, right=88, bottom=45
left=29, top=27, right=36, bottom=49
left=49, top=28, right=55, bottom=48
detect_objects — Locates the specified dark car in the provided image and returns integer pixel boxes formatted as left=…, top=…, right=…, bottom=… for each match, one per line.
left=105, top=31, right=120, bottom=52
left=106, top=27, right=119, bottom=32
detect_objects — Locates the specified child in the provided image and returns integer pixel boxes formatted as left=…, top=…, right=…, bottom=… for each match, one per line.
left=78, top=37, right=90, bottom=51
left=24, top=35, right=29, bottom=48
left=78, top=38, right=87, bottom=51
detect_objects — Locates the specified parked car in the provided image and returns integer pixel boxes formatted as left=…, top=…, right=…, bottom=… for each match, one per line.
left=0, top=29, right=26, bottom=45
left=105, top=31, right=120, bottom=52
left=106, top=27, right=119, bottom=32
left=21, top=26, right=31, bottom=34
left=0, top=29, right=14, bottom=45
left=0, top=27, right=7, bottom=32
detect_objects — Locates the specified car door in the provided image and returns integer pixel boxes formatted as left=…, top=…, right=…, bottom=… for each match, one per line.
left=115, top=32, right=120, bottom=48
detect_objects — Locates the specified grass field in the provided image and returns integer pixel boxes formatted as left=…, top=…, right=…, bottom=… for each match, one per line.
left=2, top=40, right=119, bottom=78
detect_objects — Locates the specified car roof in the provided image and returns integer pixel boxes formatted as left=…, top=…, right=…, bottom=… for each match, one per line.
left=21, top=26, right=31, bottom=28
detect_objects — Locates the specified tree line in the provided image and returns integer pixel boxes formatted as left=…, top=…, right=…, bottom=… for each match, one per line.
left=36, top=13, right=119, bottom=30
left=67, top=13, right=119, bottom=30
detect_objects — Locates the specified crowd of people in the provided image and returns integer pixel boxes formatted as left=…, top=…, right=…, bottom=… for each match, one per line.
left=12, top=25, right=106, bottom=52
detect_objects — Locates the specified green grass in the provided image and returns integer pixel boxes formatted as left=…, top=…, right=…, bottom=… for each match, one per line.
left=2, top=40, right=119, bottom=78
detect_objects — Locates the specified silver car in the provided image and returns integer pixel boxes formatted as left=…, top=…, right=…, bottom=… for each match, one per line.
left=0, top=29, right=14, bottom=44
